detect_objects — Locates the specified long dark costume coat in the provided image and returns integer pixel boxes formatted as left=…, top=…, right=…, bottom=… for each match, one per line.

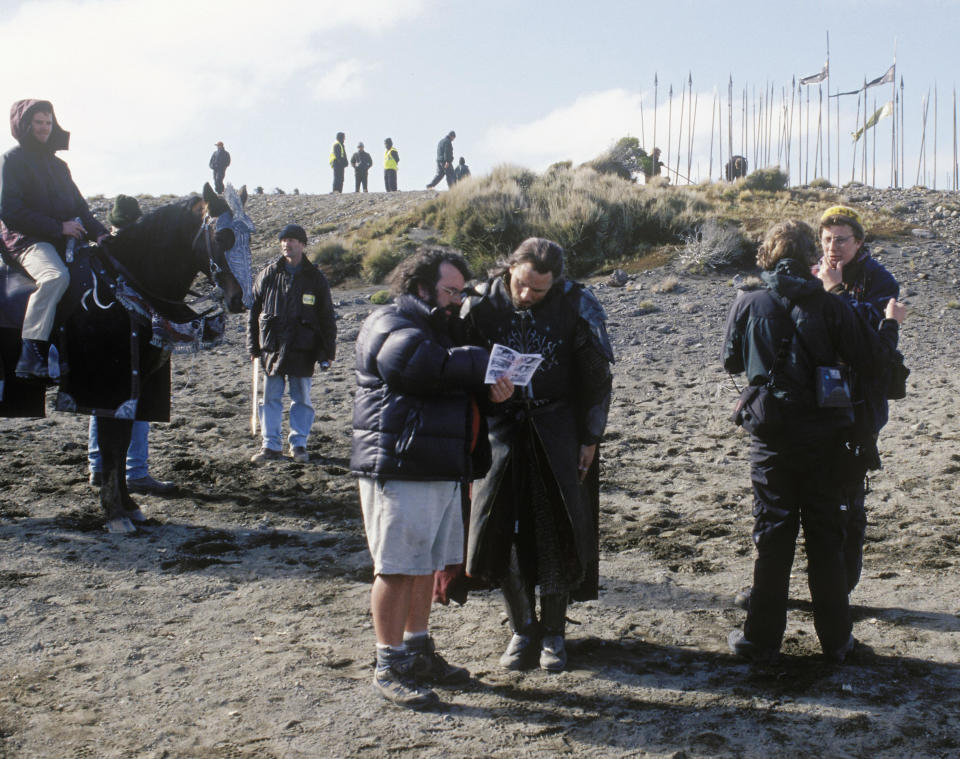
left=462, top=275, right=613, bottom=601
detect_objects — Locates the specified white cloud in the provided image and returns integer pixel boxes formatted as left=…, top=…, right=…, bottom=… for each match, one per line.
left=312, top=59, right=377, bottom=102
left=0, top=0, right=427, bottom=192
left=480, top=89, right=647, bottom=168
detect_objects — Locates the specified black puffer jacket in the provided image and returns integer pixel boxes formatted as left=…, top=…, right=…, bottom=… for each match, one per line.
left=350, top=295, right=491, bottom=481
left=0, top=99, right=106, bottom=256
left=247, top=256, right=336, bottom=377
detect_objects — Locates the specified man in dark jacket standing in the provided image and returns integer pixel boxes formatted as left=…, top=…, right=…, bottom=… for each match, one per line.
left=1, top=99, right=108, bottom=381
left=330, top=132, right=348, bottom=193
left=462, top=238, right=614, bottom=673
left=426, top=130, right=456, bottom=189
left=247, top=224, right=336, bottom=464
left=209, top=141, right=231, bottom=193
left=723, top=220, right=905, bottom=664
left=351, top=247, right=510, bottom=709
left=350, top=142, right=373, bottom=192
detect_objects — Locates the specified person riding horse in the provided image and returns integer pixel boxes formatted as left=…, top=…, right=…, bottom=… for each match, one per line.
left=0, top=99, right=109, bottom=382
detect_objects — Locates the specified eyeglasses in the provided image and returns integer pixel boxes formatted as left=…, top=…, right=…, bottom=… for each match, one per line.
left=437, top=284, right=464, bottom=299
left=821, top=235, right=854, bottom=247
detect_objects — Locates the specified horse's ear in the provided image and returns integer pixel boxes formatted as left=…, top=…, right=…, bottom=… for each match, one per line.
left=239, top=185, right=248, bottom=205
left=202, top=183, right=218, bottom=206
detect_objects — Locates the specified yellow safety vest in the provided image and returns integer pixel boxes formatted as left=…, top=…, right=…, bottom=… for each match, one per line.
left=384, top=147, right=398, bottom=170
left=329, top=141, right=345, bottom=167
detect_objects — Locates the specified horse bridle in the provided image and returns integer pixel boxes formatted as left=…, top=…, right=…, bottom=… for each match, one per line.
left=187, top=214, right=232, bottom=320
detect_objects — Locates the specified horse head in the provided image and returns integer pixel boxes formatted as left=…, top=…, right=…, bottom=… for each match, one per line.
left=197, top=182, right=254, bottom=313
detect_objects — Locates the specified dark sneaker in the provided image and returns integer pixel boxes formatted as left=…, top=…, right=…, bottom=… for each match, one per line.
left=499, top=633, right=538, bottom=670
left=411, top=637, right=470, bottom=685
left=540, top=635, right=567, bottom=672
left=727, top=629, right=779, bottom=664
left=825, top=634, right=856, bottom=664
left=250, top=447, right=283, bottom=464
left=89, top=471, right=102, bottom=487
left=733, top=587, right=752, bottom=611
left=373, top=665, right=439, bottom=709
left=291, top=446, right=309, bottom=463
left=127, top=475, right=176, bottom=495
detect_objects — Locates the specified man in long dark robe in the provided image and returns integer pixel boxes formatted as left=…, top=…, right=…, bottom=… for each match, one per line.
left=461, top=237, right=613, bottom=671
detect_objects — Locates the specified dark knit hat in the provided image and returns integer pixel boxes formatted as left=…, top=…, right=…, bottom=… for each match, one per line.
left=109, top=194, right=142, bottom=228
left=278, top=224, right=307, bottom=244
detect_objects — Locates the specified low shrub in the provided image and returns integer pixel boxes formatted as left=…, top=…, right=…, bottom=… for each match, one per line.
left=370, top=290, right=392, bottom=305
left=741, top=167, right=789, bottom=192
left=809, top=177, right=832, bottom=189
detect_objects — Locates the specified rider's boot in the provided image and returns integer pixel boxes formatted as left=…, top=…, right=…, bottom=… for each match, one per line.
left=15, top=339, right=50, bottom=382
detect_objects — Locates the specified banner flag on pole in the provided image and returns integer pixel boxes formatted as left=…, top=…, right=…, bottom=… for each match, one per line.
left=852, top=101, right=894, bottom=142
left=865, top=64, right=895, bottom=89
left=832, top=64, right=896, bottom=98
left=800, top=61, right=828, bottom=85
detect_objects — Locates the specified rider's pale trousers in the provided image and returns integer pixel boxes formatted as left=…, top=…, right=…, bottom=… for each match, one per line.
left=19, top=242, right=69, bottom=341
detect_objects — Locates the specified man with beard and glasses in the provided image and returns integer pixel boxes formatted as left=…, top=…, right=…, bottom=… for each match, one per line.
left=351, top=246, right=511, bottom=709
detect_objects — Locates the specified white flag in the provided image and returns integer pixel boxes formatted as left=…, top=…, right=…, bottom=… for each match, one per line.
left=852, top=101, right=894, bottom=142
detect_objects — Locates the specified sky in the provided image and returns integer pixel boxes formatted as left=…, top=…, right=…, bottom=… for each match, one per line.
left=2, top=0, right=959, bottom=196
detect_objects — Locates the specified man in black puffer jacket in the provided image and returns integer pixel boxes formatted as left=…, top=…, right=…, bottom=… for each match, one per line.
left=247, top=224, right=336, bottom=464
left=351, top=247, right=510, bottom=710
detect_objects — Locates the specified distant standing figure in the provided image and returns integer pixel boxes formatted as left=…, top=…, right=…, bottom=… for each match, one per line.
left=88, top=195, right=176, bottom=494
left=383, top=138, right=399, bottom=192
left=351, top=142, right=373, bottom=193
left=454, top=157, right=470, bottom=181
left=248, top=224, right=337, bottom=464
left=426, top=131, right=456, bottom=189
left=330, top=132, right=348, bottom=193
left=209, top=141, right=231, bottom=193
left=725, top=155, right=748, bottom=181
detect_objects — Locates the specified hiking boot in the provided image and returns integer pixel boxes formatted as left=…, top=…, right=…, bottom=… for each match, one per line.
left=727, top=629, right=779, bottom=664
left=291, top=446, right=309, bottom=463
left=540, top=635, right=567, bottom=672
left=410, top=637, right=470, bottom=685
left=499, top=633, right=538, bottom=670
left=825, top=634, right=856, bottom=664
left=733, top=587, right=752, bottom=611
left=127, top=475, right=176, bottom=495
left=15, top=339, right=51, bottom=382
left=250, top=447, right=283, bottom=464
left=89, top=471, right=102, bottom=487
left=372, top=664, right=439, bottom=709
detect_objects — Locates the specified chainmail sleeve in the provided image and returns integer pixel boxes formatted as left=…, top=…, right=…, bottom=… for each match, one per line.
left=572, top=288, right=613, bottom=445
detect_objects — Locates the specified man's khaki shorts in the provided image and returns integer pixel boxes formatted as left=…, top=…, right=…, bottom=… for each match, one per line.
left=358, top=478, right=463, bottom=576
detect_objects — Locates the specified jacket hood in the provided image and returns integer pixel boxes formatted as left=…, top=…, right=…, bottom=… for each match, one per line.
left=761, top=257, right=823, bottom=301
left=10, top=99, right=70, bottom=152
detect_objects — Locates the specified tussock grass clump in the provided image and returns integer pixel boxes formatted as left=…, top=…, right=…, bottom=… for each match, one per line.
left=809, top=177, right=832, bottom=189
left=679, top=219, right=750, bottom=271
left=651, top=276, right=680, bottom=293
left=369, top=290, right=392, bottom=305
left=414, top=164, right=704, bottom=277
left=362, top=239, right=411, bottom=283
left=310, top=240, right=360, bottom=285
